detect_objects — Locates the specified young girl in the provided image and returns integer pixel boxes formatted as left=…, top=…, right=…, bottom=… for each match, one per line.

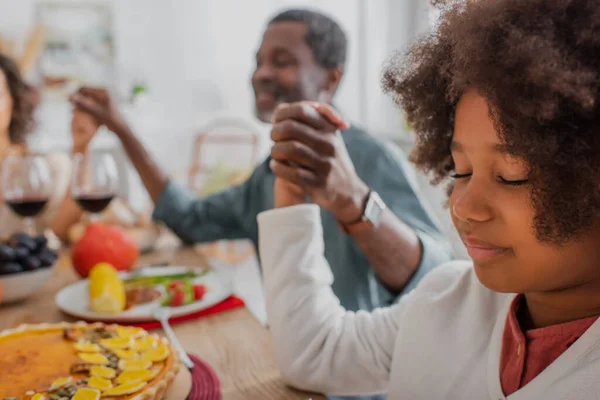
left=257, top=0, right=600, bottom=398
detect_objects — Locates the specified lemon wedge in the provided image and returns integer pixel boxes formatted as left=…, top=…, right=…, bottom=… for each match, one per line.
left=131, top=335, right=157, bottom=352
left=31, top=394, right=46, bottom=400
left=90, top=365, right=117, bottom=379
left=99, top=337, right=131, bottom=350
left=72, top=388, right=101, bottom=400
left=117, top=369, right=159, bottom=385
left=88, top=376, right=113, bottom=391
left=90, top=293, right=125, bottom=314
left=117, top=326, right=146, bottom=340
left=78, top=352, right=109, bottom=365
left=74, top=342, right=101, bottom=353
left=101, top=381, right=147, bottom=397
left=49, top=376, right=74, bottom=390
left=89, top=263, right=125, bottom=314
left=114, top=349, right=139, bottom=360
left=140, top=345, right=170, bottom=363
left=118, top=358, right=152, bottom=371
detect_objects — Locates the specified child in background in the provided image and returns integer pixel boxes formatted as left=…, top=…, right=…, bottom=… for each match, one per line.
left=257, top=0, right=600, bottom=398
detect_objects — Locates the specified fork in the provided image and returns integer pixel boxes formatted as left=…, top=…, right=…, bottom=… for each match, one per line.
left=152, top=307, right=195, bottom=369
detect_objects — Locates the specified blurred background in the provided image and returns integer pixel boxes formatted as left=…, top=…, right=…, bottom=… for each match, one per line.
left=0, top=0, right=433, bottom=185
left=0, top=0, right=463, bottom=249
left=0, top=0, right=466, bottom=322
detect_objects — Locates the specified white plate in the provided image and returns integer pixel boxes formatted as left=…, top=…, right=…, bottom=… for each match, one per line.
left=55, top=266, right=233, bottom=323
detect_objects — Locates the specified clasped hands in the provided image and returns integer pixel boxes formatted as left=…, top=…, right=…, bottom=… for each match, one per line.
left=270, top=102, right=369, bottom=224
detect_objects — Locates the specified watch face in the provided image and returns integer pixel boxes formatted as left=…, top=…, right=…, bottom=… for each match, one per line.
left=364, top=192, right=386, bottom=226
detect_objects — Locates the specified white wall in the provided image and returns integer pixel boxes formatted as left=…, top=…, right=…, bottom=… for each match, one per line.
left=0, top=0, right=372, bottom=208
left=0, top=0, right=430, bottom=148
left=361, top=0, right=431, bottom=138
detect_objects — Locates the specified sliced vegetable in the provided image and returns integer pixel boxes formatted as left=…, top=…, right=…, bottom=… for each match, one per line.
left=167, top=280, right=184, bottom=290
left=193, top=284, right=207, bottom=301
left=126, top=270, right=209, bottom=308
left=169, top=290, right=185, bottom=307
left=124, top=271, right=204, bottom=287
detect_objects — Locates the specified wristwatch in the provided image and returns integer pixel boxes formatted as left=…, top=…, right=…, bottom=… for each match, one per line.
left=339, top=190, right=387, bottom=234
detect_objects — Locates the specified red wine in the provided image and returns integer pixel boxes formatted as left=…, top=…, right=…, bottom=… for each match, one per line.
left=75, top=194, right=114, bottom=213
left=6, top=197, right=49, bottom=217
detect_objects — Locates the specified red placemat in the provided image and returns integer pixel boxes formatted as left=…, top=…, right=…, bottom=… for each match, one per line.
left=128, top=295, right=244, bottom=330
left=187, top=353, right=221, bottom=400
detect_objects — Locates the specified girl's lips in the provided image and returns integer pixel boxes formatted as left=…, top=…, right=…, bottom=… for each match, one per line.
left=466, top=245, right=508, bottom=261
left=462, top=238, right=510, bottom=262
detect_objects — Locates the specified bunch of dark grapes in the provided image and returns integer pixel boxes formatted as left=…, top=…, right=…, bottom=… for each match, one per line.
left=0, top=233, right=58, bottom=275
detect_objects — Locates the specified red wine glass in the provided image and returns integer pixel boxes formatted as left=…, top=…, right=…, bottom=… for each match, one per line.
left=2, top=154, right=53, bottom=235
left=71, top=151, right=118, bottom=221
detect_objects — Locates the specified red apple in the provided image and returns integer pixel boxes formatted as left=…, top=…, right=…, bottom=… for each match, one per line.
left=71, top=223, right=139, bottom=278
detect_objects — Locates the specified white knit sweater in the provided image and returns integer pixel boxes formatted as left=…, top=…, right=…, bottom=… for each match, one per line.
left=258, top=205, right=600, bottom=400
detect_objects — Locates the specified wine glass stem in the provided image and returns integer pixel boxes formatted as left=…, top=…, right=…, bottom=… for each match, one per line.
left=24, top=217, right=35, bottom=236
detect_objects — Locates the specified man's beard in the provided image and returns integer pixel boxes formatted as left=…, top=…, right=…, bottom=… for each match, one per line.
left=253, top=81, right=305, bottom=123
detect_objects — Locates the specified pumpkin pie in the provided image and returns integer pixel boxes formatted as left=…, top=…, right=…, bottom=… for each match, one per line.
left=0, top=321, right=180, bottom=400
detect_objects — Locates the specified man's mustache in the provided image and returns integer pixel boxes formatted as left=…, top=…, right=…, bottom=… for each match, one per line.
left=254, top=80, right=285, bottom=95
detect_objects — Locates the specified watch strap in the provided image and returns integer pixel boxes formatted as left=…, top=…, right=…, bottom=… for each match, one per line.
left=338, top=190, right=375, bottom=234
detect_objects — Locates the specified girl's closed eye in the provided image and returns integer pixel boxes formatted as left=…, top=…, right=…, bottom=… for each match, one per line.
left=450, top=172, right=529, bottom=186
left=498, top=176, right=529, bottom=186
left=450, top=172, right=472, bottom=179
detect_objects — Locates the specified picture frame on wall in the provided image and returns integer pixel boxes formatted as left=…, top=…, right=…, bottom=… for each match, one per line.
left=36, top=2, right=115, bottom=99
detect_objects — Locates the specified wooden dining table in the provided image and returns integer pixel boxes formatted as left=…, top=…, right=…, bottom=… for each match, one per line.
left=0, top=245, right=326, bottom=400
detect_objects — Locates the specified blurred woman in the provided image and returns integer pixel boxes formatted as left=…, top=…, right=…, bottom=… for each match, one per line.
left=0, top=53, right=95, bottom=240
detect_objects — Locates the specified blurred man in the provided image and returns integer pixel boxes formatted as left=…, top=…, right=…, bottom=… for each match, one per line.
left=71, top=9, right=452, bottom=314
left=252, top=10, right=346, bottom=122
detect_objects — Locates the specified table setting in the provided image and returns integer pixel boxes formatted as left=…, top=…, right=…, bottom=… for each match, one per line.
left=0, top=151, right=324, bottom=400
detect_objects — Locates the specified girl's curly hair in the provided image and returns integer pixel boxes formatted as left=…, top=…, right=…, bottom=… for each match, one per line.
left=0, top=53, right=34, bottom=144
left=383, top=0, right=600, bottom=244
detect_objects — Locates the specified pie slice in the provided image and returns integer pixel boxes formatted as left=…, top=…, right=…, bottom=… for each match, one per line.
left=0, top=322, right=181, bottom=400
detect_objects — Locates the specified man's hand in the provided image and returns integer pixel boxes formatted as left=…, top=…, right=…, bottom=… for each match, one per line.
left=71, top=110, right=99, bottom=154
left=71, top=87, right=167, bottom=202
left=69, top=87, right=128, bottom=136
left=270, top=102, right=369, bottom=223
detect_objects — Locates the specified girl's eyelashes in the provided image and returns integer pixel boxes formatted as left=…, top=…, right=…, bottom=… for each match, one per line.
left=450, top=172, right=529, bottom=186
left=450, top=172, right=472, bottom=179
left=498, top=177, right=529, bottom=186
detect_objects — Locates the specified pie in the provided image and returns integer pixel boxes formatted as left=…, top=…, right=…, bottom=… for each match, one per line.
left=0, top=321, right=181, bottom=400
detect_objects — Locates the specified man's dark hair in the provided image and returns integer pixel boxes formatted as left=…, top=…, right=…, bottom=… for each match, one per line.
left=269, top=9, right=347, bottom=69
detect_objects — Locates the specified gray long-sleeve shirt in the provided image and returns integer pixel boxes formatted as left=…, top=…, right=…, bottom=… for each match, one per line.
left=153, top=126, right=453, bottom=312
